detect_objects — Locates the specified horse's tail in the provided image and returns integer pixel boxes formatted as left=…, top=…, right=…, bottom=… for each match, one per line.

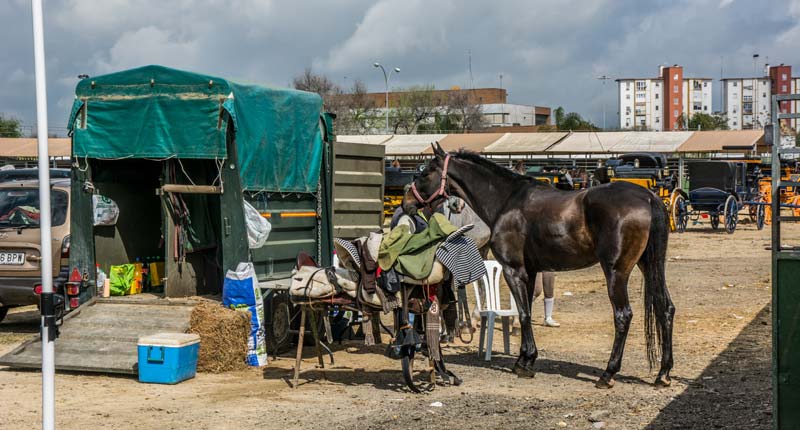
left=640, top=195, right=671, bottom=371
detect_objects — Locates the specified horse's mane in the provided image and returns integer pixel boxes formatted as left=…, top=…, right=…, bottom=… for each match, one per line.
left=454, top=149, right=537, bottom=184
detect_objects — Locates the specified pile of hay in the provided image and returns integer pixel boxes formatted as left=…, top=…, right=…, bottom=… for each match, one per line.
left=188, top=300, right=251, bottom=373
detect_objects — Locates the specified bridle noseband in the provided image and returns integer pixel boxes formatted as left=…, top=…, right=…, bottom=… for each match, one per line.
left=411, top=153, right=451, bottom=207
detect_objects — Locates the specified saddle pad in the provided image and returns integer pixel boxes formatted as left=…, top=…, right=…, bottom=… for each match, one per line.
left=289, top=266, right=334, bottom=298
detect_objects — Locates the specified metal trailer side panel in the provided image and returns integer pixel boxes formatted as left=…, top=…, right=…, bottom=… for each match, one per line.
left=332, top=141, right=385, bottom=239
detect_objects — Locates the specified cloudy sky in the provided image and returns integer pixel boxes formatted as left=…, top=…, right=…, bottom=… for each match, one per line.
left=1, top=0, right=799, bottom=134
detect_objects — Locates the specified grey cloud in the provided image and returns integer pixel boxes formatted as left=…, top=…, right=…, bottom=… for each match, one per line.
left=0, top=0, right=798, bottom=132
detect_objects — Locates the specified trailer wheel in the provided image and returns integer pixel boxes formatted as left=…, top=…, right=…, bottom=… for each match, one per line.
left=0, top=306, right=8, bottom=324
left=724, top=195, right=738, bottom=234
left=266, top=292, right=293, bottom=354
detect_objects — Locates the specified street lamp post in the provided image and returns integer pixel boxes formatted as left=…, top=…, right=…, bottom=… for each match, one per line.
left=597, top=75, right=611, bottom=130
left=373, top=63, right=400, bottom=133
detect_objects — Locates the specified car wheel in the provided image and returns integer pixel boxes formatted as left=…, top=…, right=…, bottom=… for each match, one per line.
left=0, top=306, right=8, bottom=324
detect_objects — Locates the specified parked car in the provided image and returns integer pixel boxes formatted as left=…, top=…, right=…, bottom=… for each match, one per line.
left=0, top=168, right=70, bottom=183
left=0, top=178, right=70, bottom=323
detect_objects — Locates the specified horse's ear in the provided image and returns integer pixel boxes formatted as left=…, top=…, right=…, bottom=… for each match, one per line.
left=432, top=141, right=446, bottom=157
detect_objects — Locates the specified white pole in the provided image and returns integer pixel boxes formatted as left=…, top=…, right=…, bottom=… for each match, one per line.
left=30, top=1, right=55, bottom=429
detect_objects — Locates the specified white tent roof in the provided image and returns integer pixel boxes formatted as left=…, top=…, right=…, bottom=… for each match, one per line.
left=336, top=135, right=393, bottom=145
left=483, top=132, right=568, bottom=154
left=383, top=134, right=447, bottom=155
left=548, top=132, right=692, bottom=153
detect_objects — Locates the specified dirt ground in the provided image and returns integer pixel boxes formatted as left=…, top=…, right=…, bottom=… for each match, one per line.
left=0, top=218, right=783, bottom=430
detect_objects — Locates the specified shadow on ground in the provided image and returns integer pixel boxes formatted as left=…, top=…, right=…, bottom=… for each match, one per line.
left=648, top=304, right=772, bottom=429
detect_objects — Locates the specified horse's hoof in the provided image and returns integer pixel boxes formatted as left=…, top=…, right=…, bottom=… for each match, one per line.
left=595, top=377, right=615, bottom=389
left=654, top=375, right=672, bottom=387
left=513, top=364, right=536, bottom=378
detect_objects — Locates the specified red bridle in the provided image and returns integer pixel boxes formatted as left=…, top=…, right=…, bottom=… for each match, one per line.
left=411, top=153, right=451, bottom=207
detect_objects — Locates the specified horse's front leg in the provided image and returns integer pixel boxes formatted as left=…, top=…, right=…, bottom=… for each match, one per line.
left=502, top=265, right=537, bottom=377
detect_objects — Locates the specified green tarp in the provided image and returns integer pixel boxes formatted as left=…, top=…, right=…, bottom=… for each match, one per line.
left=68, top=65, right=323, bottom=193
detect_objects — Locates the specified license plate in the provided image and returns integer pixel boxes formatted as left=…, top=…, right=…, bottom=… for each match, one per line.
left=0, top=252, right=25, bottom=265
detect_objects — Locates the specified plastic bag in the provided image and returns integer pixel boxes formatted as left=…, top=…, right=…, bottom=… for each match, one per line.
left=243, top=201, right=271, bottom=249
left=223, top=263, right=267, bottom=366
left=108, top=264, right=135, bottom=296
left=92, top=195, right=120, bottom=227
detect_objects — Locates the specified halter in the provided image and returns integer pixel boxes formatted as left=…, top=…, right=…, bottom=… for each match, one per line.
left=411, top=153, right=451, bottom=207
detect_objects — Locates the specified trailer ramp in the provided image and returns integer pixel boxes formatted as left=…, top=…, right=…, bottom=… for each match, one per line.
left=0, top=297, right=196, bottom=374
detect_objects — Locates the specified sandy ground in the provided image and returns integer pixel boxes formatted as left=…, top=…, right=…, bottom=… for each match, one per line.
left=0, top=218, right=784, bottom=430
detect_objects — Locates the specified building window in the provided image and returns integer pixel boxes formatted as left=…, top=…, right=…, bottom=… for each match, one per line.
left=655, top=105, right=659, bottom=111
left=693, top=81, right=702, bottom=90
left=625, top=106, right=631, bottom=114
left=626, top=94, right=630, bottom=100
left=626, top=82, right=630, bottom=90
left=674, top=109, right=678, bottom=117
left=673, top=85, right=679, bottom=93
left=655, top=117, right=660, bottom=123
left=782, top=85, right=788, bottom=92
left=733, top=121, right=737, bottom=126
left=743, top=95, right=753, bottom=102
left=673, top=73, right=679, bottom=80
left=655, top=82, right=660, bottom=87
left=763, top=92, right=767, bottom=98
left=639, top=119, right=646, bottom=126
left=673, top=98, right=678, bottom=105
left=704, top=105, right=708, bottom=111
left=655, top=93, right=659, bottom=99
left=636, top=81, right=646, bottom=90
left=625, top=120, right=630, bottom=127
left=704, top=82, right=708, bottom=87
left=783, top=73, right=788, bottom=80
left=733, top=81, right=738, bottom=87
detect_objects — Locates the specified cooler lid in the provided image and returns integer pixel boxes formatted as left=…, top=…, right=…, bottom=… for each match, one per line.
left=138, top=332, right=200, bottom=347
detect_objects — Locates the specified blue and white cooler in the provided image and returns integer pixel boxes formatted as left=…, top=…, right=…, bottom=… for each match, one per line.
left=137, top=332, right=201, bottom=384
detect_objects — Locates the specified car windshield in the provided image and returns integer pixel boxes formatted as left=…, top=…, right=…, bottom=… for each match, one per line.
left=0, top=189, right=68, bottom=227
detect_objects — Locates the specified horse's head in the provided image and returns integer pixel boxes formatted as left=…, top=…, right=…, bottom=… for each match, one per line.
left=402, top=142, right=450, bottom=215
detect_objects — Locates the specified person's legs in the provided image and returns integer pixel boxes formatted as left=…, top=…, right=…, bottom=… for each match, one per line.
left=542, top=272, right=560, bottom=327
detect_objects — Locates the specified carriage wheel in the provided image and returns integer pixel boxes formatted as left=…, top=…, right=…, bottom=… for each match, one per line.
left=723, top=195, right=738, bottom=234
left=401, top=346, right=433, bottom=393
left=756, top=202, right=766, bottom=230
left=671, top=194, right=689, bottom=233
left=710, top=215, right=720, bottom=230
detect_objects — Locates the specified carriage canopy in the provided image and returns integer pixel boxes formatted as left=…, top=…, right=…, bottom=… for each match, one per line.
left=67, top=65, right=324, bottom=193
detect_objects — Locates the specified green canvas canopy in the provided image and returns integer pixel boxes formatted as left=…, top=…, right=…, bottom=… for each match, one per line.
left=68, top=65, right=324, bottom=193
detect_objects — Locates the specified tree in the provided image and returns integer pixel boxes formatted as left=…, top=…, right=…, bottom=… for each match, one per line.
left=0, top=114, right=22, bottom=138
left=677, top=112, right=729, bottom=130
left=554, top=106, right=598, bottom=131
left=335, top=79, right=380, bottom=133
left=444, top=90, right=485, bottom=132
left=554, top=107, right=565, bottom=128
left=292, top=68, right=339, bottom=98
left=392, top=85, right=437, bottom=133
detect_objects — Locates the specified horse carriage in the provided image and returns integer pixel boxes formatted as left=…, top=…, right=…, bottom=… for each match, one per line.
left=670, top=160, right=766, bottom=234
left=594, top=152, right=679, bottom=209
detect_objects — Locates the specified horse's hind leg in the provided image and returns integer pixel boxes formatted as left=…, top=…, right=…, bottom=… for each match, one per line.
left=597, top=264, right=633, bottom=389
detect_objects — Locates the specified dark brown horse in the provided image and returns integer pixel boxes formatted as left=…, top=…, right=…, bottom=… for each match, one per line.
left=403, top=143, right=675, bottom=388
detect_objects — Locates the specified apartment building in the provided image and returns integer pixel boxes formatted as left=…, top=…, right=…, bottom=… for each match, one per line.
left=618, top=65, right=712, bottom=131
left=721, top=77, right=772, bottom=130
left=722, top=64, right=798, bottom=130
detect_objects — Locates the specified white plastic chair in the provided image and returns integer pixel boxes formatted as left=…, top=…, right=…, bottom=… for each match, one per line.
left=473, top=260, right=518, bottom=361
